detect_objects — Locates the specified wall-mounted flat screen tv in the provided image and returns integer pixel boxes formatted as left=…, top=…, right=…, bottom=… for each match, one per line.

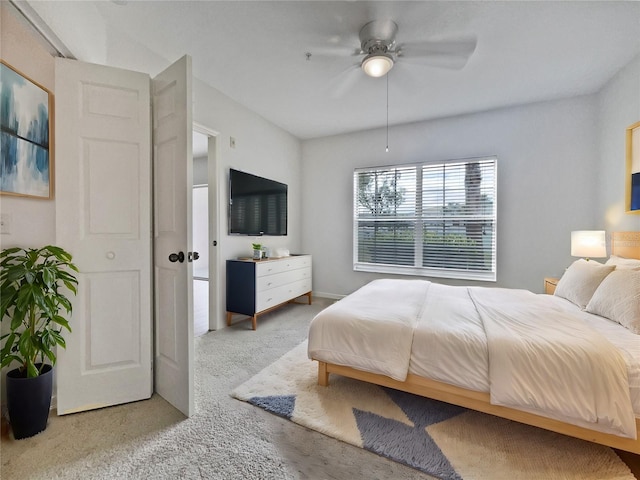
left=228, top=169, right=287, bottom=236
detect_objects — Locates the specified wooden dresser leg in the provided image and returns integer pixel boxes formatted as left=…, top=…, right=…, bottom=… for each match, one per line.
left=307, top=291, right=313, bottom=305
left=226, top=312, right=233, bottom=327
left=251, top=315, right=257, bottom=331
left=318, top=361, right=329, bottom=386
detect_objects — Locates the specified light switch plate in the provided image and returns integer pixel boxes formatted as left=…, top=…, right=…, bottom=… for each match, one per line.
left=0, top=213, right=12, bottom=234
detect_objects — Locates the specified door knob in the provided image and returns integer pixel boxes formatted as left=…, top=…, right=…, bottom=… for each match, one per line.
left=169, top=252, right=185, bottom=263
left=188, top=251, right=200, bottom=262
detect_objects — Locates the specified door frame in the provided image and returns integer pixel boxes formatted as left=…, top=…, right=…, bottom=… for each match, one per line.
left=192, top=122, right=222, bottom=331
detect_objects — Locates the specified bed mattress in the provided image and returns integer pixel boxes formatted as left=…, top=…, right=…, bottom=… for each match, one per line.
left=308, top=279, right=640, bottom=439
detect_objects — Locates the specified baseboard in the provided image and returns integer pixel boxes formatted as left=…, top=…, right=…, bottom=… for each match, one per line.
left=313, top=292, right=345, bottom=301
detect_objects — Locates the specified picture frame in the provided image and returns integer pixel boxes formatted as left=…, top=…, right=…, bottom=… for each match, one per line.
left=0, top=60, right=54, bottom=199
left=627, top=121, right=640, bottom=213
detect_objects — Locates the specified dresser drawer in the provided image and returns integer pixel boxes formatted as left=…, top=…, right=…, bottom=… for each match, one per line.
left=256, top=283, right=292, bottom=312
left=288, top=278, right=312, bottom=299
left=256, top=278, right=312, bottom=313
left=256, top=267, right=311, bottom=292
left=255, top=256, right=311, bottom=277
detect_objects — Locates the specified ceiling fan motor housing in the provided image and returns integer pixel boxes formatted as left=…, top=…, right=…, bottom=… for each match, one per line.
left=359, top=20, right=398, bottom=54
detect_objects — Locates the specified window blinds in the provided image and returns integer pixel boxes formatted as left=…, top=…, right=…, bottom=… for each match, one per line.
left=354, top=157, right=497, bottom=281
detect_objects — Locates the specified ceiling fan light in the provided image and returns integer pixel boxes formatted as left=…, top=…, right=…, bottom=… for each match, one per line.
left=361, top=54, right=394, bottom=77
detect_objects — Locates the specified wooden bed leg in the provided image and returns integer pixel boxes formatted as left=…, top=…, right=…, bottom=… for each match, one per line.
left=251, top=315, right=257, bottom=331
left=318, top=361, right=329, bottom=386
left=226, top=312, right=233, bottom=327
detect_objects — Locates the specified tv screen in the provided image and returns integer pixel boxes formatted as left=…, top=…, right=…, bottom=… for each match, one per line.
left=229, top=169, right=287, bottom=236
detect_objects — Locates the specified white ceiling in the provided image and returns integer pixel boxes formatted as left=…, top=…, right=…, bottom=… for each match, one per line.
left=25, top=1, right=640, bottom=140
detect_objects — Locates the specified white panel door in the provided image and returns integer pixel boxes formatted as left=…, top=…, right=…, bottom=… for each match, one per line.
left=55, top=58, right=152, bottom=414
left=152, top=55, right=194, bottom=417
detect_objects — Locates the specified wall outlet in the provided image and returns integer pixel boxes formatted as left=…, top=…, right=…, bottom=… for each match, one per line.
left=0, top=213, right=11, bottom=234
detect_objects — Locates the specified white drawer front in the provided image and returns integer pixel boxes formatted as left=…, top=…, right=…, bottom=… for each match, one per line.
left=288, top=278, right=312, bottom=299
left=256, top=284, right=292, bottom=312
left=256, top=279, right=312, bottom=313
left=256, top=267, right=310, bottom=292
left=255, top=255, right=311, bottom=277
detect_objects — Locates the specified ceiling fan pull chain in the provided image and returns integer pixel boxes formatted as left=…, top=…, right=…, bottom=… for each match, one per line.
left=386, top=73, right=389, bottom=153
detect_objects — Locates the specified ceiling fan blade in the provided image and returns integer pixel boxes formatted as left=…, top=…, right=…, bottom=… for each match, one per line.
left=306, top=46, right=362, bottom=59
left=326, top=63, right=362, bottom=99
left=397, top=54, right=470, bottom=70
left=396, top=37, right=477, bottom=70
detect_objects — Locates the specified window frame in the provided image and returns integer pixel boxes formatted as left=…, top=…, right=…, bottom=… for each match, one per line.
left=353, top=156, right=498, bottom=282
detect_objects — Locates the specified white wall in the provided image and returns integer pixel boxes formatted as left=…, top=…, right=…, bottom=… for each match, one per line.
left=302, top=96, right=599, bottom=297
left=0, top=4, right=59, bottom=405
left=192, top=77, right=302, bottom=260
left=596, top=53, right=640, bottom=232
left=2, top=4, right=303, bottom=341
left=0, top=5, right=56, bottom=251
left=192, top=78, right=302, bottom=327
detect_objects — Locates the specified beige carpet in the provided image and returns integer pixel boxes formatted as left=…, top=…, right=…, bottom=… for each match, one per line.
left=233, top=341, right=635, bottom=480
left=1, top=298, right=441, bottom=480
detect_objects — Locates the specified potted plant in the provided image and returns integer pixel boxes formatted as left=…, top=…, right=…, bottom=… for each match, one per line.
left=252, top=243, right=262, bottom=260
left=0, top=245, right=78, bottom=439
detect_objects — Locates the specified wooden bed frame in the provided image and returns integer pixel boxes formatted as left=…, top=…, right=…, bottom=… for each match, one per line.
left=315, top=231, right=640, bottom=454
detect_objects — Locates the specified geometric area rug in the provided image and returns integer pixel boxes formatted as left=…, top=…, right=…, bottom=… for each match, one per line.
left=231, top=341, right=634, bottom=480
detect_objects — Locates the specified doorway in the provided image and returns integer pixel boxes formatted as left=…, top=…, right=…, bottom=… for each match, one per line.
left=191, top=126, right=220, bottom=336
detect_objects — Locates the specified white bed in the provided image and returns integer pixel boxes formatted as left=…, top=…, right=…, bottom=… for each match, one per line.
left=308, top=231, right=640, bottom=454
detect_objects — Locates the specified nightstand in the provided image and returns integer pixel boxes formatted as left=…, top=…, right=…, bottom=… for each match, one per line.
left=544, top=277, right=559, bottom=295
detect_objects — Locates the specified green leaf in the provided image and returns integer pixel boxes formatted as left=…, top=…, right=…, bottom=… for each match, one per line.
left=57, top=295, right=73, bottom=313
left=26, top=362, right=38, bottom=378
left=50, top=329, right=66, bottom=349
left=1, top=354, right=22, bottom=369
left=6, top=266, right=27, bottom=283
left=16, top=284, right=35, bottom=313
left=0, top=286, right=18, bottom=319
left=58, top=270, right=79, bottom=282
left=1, top=333, right=17, bottom=361
left=0, top=247, right=22, bottom=261
left=52, top=315, right=72, bottom=332
left=63, top=281, right=78, bottom=295
left=42, top=267, right=55, bottom=288
left=42, top=348, right=55, bottom=364
left=45, top=245, right=71, bottom=262
left=18, top=326, right=33, bottom=353
left=10, top=307, right=26, bottom=330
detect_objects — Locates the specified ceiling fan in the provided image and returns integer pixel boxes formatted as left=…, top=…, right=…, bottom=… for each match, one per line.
left=320, top=19, right=477, bottom=78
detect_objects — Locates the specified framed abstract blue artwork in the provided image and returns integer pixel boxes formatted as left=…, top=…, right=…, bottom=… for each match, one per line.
left=627, top=121, right=640, bottom=214
left=0, top=61, right=53, bottom=199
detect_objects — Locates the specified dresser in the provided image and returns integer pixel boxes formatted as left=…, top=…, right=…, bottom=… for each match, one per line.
left=226, top=255, right=312, bottom=330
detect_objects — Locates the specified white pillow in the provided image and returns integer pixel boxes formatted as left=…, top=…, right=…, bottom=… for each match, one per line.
left=605, top=254, right=640, bottom=269
left=554, top=259, right=615, bottom=309
left=586, top=268, right=640, bottom=334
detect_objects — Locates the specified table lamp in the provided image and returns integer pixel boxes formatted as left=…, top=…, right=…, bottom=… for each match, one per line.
left=570, top=230, right=606, bottom=261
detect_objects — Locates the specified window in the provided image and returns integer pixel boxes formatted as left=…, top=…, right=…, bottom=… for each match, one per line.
left=353, top=156, right=497, bottom=281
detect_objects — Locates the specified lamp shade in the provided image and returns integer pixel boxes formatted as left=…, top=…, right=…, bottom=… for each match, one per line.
left=571, top=230, right=606, bottom=259
left=361, top=54, right=394, bottom=77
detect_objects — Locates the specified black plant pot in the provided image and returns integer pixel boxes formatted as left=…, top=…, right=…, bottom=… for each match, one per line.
left=6, top=363, right=53, bottom=439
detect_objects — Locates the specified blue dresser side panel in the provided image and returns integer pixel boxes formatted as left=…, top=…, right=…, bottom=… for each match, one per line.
left=226, top=260, right=256, bottom=315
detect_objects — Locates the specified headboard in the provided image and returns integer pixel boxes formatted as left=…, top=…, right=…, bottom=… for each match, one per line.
left=611, top=231, right=640, bottom=259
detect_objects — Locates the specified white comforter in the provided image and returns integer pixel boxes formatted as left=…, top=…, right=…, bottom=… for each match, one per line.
left=307, top=279, right=638, bottom=439
left=470, top=287, right=636, bottom=439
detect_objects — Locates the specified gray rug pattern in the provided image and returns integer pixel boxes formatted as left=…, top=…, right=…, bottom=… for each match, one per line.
left=232, top=342, right=635, bottom=480
left=1, top=298, right=434, bottom=480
